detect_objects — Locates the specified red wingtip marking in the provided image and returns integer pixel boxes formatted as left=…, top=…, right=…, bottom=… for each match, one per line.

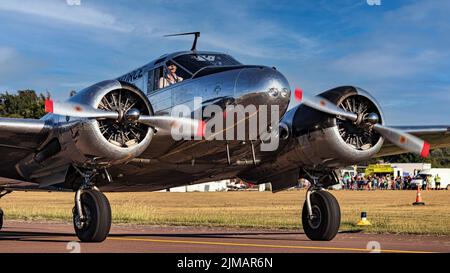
left=44, top=99, right=54, bottom=113
left=420, top=142, right=430, bottom=158
left=294, top=88, right=303, bottom=102
left=196, top=120, right=206, bottom=138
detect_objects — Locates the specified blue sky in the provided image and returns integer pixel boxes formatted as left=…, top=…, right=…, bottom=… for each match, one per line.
left=0, top=0, right=449, bottom=125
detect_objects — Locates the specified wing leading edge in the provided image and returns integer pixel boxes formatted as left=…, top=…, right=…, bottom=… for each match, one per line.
left=0, top=117, right=52, bottom=182
left=0, top=117, right=50, bottom=149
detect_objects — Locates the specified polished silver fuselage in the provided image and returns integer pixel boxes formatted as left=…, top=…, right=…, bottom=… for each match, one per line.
left=103, top=52, right=292, bottom=191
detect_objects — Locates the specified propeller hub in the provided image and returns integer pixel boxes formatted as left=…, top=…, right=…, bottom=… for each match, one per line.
left=366, top=112, right=379, bottom=125
left=125, top=108, right=141, bottom=122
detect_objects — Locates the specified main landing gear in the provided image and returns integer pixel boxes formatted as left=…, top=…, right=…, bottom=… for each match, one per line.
left=72, top=168, right=112, bottom=242
left=0, top=208, right=3, bottom=230
left=0, top=189, right=12, bottom=231
left=301, top=174, right=341, bottom=241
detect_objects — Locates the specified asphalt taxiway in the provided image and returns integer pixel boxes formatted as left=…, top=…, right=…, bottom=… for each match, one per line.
left=0, top=221, right=449, bottom=253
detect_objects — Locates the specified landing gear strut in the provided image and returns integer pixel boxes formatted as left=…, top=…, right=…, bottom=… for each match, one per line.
left=0, top=208, right=3, bottom=230
left=301, top=174, right=341, bottom=241
left=0, top=189, right=12, bottom=231
left=72, top=168, right=111, bottom=242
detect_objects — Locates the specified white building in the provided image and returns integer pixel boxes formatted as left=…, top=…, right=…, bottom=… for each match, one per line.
left=390, top=163, right=432, bottom=177
left=168, top=180, right=229, bottom=192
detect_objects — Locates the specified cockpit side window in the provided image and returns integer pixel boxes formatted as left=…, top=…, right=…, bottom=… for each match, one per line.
left=166, top=60, right=191, bottom=81
left=150, top=61, right=192, bottom=91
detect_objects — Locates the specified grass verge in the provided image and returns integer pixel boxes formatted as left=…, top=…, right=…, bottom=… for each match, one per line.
left=1, top=190, right=449, bottom=235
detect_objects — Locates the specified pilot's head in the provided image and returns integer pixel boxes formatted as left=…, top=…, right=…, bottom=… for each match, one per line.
left=167, top=63, right=177, bottom=74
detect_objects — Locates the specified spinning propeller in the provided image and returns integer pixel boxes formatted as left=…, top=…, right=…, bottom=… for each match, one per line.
left=293, top=88, right=430, bottom=158
left=44, top=99, right=204, bottom=138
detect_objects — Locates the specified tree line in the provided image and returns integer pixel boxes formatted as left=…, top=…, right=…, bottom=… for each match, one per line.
left=1, top=90, right=449, bottom=167
left=0, top=90, right=48, bottom=119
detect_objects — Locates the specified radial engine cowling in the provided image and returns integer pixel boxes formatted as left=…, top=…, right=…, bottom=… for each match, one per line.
left=61, top=80, right=154, bottom=166
left=288, top=86, right=385, bottom=168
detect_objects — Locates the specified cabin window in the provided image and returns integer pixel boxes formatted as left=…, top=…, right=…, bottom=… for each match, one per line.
left=152, top=66, right=164, bottom=91
left=147, top=70, right=154, bottom=94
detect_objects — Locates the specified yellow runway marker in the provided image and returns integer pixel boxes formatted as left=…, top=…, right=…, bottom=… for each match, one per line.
left=108, top=237, right=435, bottom=253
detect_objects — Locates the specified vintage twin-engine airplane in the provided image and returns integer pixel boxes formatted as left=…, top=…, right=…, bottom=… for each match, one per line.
left=1, top=32, right=449, bottom=242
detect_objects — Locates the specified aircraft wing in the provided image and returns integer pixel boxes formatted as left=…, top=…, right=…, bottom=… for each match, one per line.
left=0, top=117, right=50, bottom=149
left=376, top=125, right=450, bottom=157
left=0, top=117, right=52, bottom=182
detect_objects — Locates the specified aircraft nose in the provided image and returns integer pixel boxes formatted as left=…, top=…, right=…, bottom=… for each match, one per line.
left=235, top=66, right=291, bottom=112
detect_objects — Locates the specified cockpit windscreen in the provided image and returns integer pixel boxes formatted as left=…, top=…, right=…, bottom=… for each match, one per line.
left=173, top=54, right=241, bottom=74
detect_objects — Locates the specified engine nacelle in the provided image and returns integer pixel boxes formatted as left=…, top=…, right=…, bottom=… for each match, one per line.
left=60, top=80, right=154, bottom=167
left=287, top=86, right=385, bottom=168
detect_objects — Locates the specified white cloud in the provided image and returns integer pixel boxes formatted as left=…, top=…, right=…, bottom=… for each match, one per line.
left=0, top=0, right=131, bottom=32
left=0, top=1, right=322, bottom=61
left=199, top=27, right=320, bottom=60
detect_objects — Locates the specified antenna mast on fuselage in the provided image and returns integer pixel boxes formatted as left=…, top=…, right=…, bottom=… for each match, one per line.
left=164, top=31, right=201, bottom=52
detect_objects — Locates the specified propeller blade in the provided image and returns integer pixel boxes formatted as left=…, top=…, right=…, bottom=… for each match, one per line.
left=294, top=88, right=358, bottom=121
left=44, top=99, right=204, bottom=138
left=138, top=115, right=205, bottom=138
left=45, top=99, right=119, bottom=119
left=373, top=124, right=430, bottom=158
left=294, top=88, right=430, bottom=158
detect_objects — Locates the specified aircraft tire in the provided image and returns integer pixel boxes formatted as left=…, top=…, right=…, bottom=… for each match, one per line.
left=302, top=190, right=340, bottom=241
left=73, top=189, right=111, bottom=242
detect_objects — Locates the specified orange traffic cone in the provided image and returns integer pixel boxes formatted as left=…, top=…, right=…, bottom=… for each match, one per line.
left=412, top=187, right=425, bottom=206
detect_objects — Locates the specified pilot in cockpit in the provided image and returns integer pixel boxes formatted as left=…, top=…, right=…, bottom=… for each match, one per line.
left=159, top=62, right=183, bottom=89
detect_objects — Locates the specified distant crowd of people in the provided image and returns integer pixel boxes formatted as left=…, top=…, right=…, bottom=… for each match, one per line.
left=339, top=174, right=442, bottom=191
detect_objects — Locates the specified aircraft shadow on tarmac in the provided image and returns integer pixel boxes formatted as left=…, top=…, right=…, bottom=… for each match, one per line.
left=0, top=231, right=74, bottom=243
left=0, top=229, right=363, bottom=243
